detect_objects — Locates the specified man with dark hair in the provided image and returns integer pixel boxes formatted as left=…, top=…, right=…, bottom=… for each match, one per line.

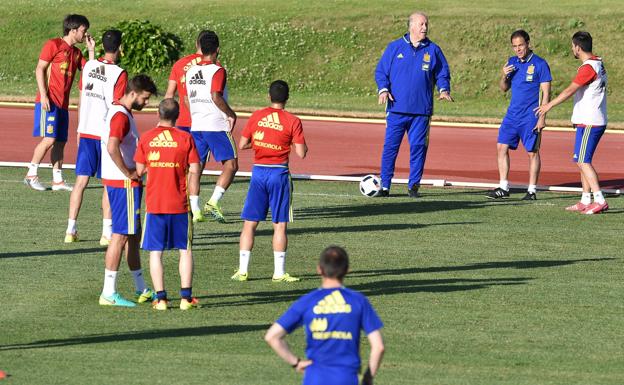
left=375, top=11, right=452, bottom=198
left=65, top=29, right=127, bottom=245
left=536, top=31, right=609, bottom=214
left=233, top=80, right=307, bottom=282
left=265, top=246, right=385, bottom=385
left=185, top=31, right=238, bottom=224
left=135, top=99, right=202, bottom=310
left=24, top=14, right=95, bottom=191
left=486, top=30, right=551, bottom=200
left=98, top=74, right=157, bottom=307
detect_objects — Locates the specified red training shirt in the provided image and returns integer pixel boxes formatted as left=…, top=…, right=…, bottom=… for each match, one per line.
left=573, top=56, right=600, bottom=86
left=35, top=38, right=85, bottom=109
left=168, top=53, right=203, bottom=127
left=241, top=107, right=305, bottom=165
left=134, top=126, right=200, bottom=213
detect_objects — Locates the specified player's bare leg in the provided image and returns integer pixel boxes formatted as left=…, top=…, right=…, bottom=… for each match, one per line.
left=524, top=151, right=540, bottom=200
left=149, top=251, right=165, bottom=292
left=205, top=158, right=238, bottom=223
left=578, top=163, right=606, bottom=212
left=24, top=137, right=56, bottom=190
left=271, top=222, right=298, bottom=282
left=125, top=234, right=150, bottom=298
left=233, top=220, right=259, bottom=281
left=101, top=190, right=112, bottom=244
left=216, top=158, right=238, bottom=189
left=179, top=249, right=193, bottom=289
left=50, top=141, right=71, bottom=191
left=486, top=143, right=511, bottom=199
left=65, top=175, right=89, bottom=241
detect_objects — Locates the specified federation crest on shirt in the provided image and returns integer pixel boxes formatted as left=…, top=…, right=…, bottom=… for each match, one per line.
left=422, top=52, right=430, bottom=71
left=526, top=64, right=535, bottom=82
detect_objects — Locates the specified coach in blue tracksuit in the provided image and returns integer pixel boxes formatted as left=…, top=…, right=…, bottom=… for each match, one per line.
left=375, top=12, right=452, bottom=197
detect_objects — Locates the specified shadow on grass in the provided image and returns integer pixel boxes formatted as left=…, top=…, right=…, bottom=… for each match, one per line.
left=0, top=247, right=104, bottom=259
left=198, top=277, right=531, bottom=308
left=0, top=324, right=268, bottom=351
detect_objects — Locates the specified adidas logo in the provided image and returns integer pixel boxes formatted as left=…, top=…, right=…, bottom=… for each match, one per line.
left=313, top=290, right=352, bottom=314
left=85, top=83, right=94, bottom=91
left=253, top=130, right=265, bottom=141
left=149, top=130, right=178, bottom=148
left=258, top=112, right=283, bottom=131
left=147, top=151, right=160, bottom=161
left=309, top=318, right=328, bottom=332
left=88, top=65, right=107, bottom=81
left=397, top=53, right=404, bottom=59
left=188, top=70, right=206, bottom=85
left=189, top=89, right=197, bottom=98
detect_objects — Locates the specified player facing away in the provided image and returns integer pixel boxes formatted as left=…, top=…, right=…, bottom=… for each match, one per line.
left=535, top=31, right=609, bottom=214
left=99, top=75, right=157, bottom=307
left=185, top=30, right=238, bottom=224
left=135, top=99, right=201, bottom=311
left=486, top=30, right=551, bottom=200
left=232, top=80, right=307, bottom=283
left=65, top=30, right=127, bottom=245
left=265, top=246, right=385, bottom=385
left=24, top=14, right=95, bottom=191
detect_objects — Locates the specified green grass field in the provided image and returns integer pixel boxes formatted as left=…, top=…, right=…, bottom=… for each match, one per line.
left=0, top=0, right=623, bottom=121
left=0, top=166, right=622, bottom=384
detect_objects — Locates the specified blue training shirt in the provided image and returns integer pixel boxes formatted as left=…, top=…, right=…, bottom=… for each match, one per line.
left=504, top=52, right=552, bottom=122
left=375, top=34, right=451, bottom=116
left=277, top=287, right=383, bottom=370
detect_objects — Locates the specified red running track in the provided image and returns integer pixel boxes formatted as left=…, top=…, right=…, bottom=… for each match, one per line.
left=1, top=106, right=624, bottom=189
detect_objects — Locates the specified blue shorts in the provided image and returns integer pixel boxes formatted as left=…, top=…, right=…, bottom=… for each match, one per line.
left=106, top=185, right=142, bottom=235
left=573, top=125, right=606, bottom=163
left=141, top=213, right=192, bottom=251
left=33, top=102, right=69, bottom=142
left=241, top=165, right=292, bottom=223
left=302, top=365, right=358, bottom=385
left=191, top=131, right=237, bottom=163
left=498, top=118, right=541, bottom=152
left=75, top=137, right=102, bottom=178
left=176, top=125, right=191, bottom=133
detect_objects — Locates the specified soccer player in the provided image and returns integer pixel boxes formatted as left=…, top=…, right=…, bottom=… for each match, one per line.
left=135, top=99, right=201, bottom=311
left=232, top=80, right=307, bottom=283
left=486, top=30, right=551, bottom=200
left=535, top=31, right=608, bottom=214
left=98, top=75, right=157, bottom=307
left=185, top=30, right=237, bottom=224
left=265, top=246, right=385, bottom=385
left=24, top=14, right=95, bottom=191
left=65, top=30, right=127, bottom=245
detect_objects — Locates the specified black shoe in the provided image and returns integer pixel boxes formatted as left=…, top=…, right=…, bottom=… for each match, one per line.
left=376, top=189, right=389, bottom=197
left=407, top=184, right=420, bottom=198
left=522, top=192, right=537, bottom=200
left=485, top=187, right=510, bottom=199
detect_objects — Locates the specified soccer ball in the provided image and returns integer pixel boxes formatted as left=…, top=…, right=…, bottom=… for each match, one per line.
left=359, top=174, right=381, bottom=197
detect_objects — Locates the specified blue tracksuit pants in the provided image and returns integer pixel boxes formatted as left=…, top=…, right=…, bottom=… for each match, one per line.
left=380, top=112, right=431, bottom=190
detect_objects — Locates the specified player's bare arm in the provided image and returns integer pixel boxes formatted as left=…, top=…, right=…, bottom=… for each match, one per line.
left=534, top=81, right=551, bottom=131
left=264, top=323, right=313, bottom=374
left=212, top=91, right=237, bottom=130
left=107, top=137, right=138, bottom=180
left=85, top=33, right=96, bottom=60
left=238, top=136, right=251, bottom=150
left=35, top=59, right=51, bottom=111
left=188, top=162, right=201, bottom=196
left=535, top=81, right=581, bottom=117
left=439, top=90, right=454, bottom=102
left=499, top=64, right=514, bottom=92
left=294, top=142, right=307, bottom=159
left=164, top=80, right=178, bottom=99
left=362, top=330, right=385, bottom=385
left=135, top=162, right=146, bottom=177
left=378, top=90, right=394, bottom=105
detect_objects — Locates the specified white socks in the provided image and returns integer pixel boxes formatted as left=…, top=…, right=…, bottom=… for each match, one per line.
left=273, top=251, right=286, bottom=277
left=239, top=250, right=251, bottom=274
left=209, top=186, right=226, bottom=205
left=131, top=269, right=147, bottom=293
left=190, top=195, right=201, bottom=212
left=102, top=219, right=112, bottom=239
left=52, top=169, right=63, bottom=183
left=102, top=269, right=118, bottom=297
left=528, top=184, right=537, bottom=194
left=66, top=219, right=77, bottom=234
left=27, top=163, right=38, bottom=177
left=499, top=180, right=509, bottom=191
left=593, top=191, right=605, bottom=204
left=581, top=192, right=592, bottom=205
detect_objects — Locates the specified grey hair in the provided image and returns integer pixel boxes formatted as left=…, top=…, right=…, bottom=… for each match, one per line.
left=407, top=12, right=429, bottom=28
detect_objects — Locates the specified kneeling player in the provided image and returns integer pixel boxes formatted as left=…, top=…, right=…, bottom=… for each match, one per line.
left=265, top=246, right=385, bottom=385
left=232, top=80, right=307, bottom=282
left=135, top=99, right=201, bottom=310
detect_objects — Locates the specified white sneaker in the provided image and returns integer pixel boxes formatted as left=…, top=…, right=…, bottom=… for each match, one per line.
left=52, top=180, right=73, bottom=191
left=23, top=176, right=47, bottom=191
